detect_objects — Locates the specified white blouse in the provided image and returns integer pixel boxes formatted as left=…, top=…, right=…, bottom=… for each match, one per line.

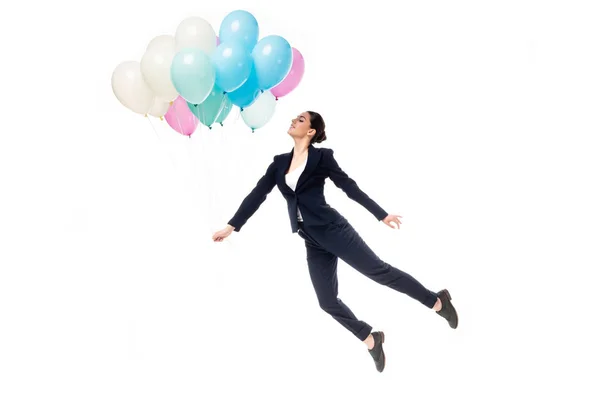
left=285, top=157, right=307, bottom=221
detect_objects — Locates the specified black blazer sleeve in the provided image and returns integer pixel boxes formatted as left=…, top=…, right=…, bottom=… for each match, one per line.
left=227, top=156, right=278, bottom=232
left=323, top=148, right=388, bottom=221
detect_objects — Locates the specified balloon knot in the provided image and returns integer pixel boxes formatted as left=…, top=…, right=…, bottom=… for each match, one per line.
left=209, top=126, right=212, bottom=130
left=169, top=101, right=174, bottom=105
left=159, top=116, right=163, bottom=121
left=275, top=97, right=279, bottom=101
left=220, top=122, right=223, bottom=127
left=144, top=113, right=148, bottom=117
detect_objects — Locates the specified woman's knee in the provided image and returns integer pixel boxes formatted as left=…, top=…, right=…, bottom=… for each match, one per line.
left=318, top=296, right=341, bottom=313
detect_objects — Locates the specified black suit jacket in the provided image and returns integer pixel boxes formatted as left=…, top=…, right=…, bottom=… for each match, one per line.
left=228, top=144, right=389, bottom=233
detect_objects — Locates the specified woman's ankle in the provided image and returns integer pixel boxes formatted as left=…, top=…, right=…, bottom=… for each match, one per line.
left=364, top=334, right=375, bottom=350
left=433, top=297, right=442, bottom=312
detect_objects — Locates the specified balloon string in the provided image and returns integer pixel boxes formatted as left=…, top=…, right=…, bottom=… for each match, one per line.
left=186, top=132, right=210, bottom=240
left=188, top=108, right=214, bottom=240
left=145, top=114, right=161, bottom=140
left=220, top=108, right=234, bottom=248
left=205, top=116, right=220, bottom=242
left=200, top=98, right=220, bottom=235
left=201, top=105, right=217, bottom=231
left=196, top=130, right=212, bottom=240
left=164, top=101, right=209, bottom=241
left=196, top=126, right=233, bottom=247
left=194, top=104, right=212, bottom=230
left=209, top=96, right=226, bottom=230
left=214, top=95, right=228, bottom=126
left=215, top=98, right=226, bottom=230
left=230, top=106, right=242, bottom=124
left=171, top=100, right=187, bottom=138
left=146, top=115, right=177, bottom=170
left=174, top=101, right=209, bottom=235
left=201, top=96, right=234, bottom=247
left=169, top=99, right=233, bottom=247
left=215, top=125, right=233, bottom=248
left=196, top=105, right=221, bottom=244
left=201, top=101, right=208, bottom=128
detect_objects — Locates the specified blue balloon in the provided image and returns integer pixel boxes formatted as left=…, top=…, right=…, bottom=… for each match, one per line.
left=211, top=41, right=253, bottom=93
left=227, top=65, right=261, bottom=109
left=219, top=10, right=259, bottom=53
left=252, top=35, right=293, bottom=91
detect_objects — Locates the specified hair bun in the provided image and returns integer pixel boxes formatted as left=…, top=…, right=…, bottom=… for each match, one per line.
left=316, top=129, right=327, bottom=143
left=307, top=111, right=327, bottom=144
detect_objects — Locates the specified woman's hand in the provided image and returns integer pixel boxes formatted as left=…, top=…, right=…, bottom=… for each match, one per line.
left=382, top=214, right=402, bottom=229
left=212, top=224, right=235, bottom=242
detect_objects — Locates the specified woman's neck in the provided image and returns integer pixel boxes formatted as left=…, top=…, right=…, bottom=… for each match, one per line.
left=293, top=139, right=311, bottom=156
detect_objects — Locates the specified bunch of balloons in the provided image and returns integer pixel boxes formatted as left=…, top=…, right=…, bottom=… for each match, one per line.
left=111, top=10, right=305, bottom=136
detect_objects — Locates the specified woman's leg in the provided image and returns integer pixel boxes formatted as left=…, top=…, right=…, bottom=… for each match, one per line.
left=298, top=228, right=373, bottom=341
left=299, top=225, right=392, bottom=372
left=309, top=220, right=439, bottom=309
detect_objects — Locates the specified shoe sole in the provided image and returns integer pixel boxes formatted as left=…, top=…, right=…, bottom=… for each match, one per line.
left=380, top=332, right=386, bottom=372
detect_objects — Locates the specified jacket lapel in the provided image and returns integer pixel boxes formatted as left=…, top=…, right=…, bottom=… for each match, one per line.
left=277, top=150, right=292, bottom=194
left=296, top=145, right=320, bottom=191
left=278, top=144, right=320, bottom=193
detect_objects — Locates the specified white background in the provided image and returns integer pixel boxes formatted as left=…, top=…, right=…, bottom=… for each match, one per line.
left=1, top=0, right=599, bottom=398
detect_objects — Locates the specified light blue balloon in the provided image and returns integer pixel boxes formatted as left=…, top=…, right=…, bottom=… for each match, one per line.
left=227, top=65, right=261, bottom=109
left=170, top=48, right=216, bottom=105
left=211, top=41, right=252, bottom=93
left=219, top=10, right=259, bottom=53
left=252, top=35, right=293, bottom=91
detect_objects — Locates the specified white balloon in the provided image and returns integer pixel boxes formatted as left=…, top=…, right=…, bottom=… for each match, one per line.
left=111, top=61, right=154, bottom=115
left=146, top=34, right=176, bottom=52
left=141, top=36, right=178, bottom=102
left=148, top=97, right=170, bottom=118
left=175, top=17, right=217, bottom=55
left=241, top=91, right=277, bottom=130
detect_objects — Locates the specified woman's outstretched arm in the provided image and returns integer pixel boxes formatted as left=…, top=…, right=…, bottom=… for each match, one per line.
left=323, top=148, right=388, bottom=221
left=226, top=155, right=279, bottom=232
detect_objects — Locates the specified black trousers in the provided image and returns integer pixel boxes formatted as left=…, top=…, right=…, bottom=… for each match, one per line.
left=297, top=218, right=438, bottom=341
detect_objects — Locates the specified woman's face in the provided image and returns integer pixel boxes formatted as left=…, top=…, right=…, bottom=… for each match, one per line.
left=288, top=112, right=314, bottom=140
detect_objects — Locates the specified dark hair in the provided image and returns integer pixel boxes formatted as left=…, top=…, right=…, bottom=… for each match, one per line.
left=307, top=111, right=327, bottom=144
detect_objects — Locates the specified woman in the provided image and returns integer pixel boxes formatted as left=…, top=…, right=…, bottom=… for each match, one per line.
left=212, top=111, right=458, bottom=372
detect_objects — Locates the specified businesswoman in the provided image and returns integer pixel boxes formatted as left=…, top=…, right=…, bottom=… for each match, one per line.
left=212, top=111, right=458, bottom=372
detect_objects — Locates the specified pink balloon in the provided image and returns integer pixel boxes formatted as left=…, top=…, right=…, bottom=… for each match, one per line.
left=164, top=96, right=199, bottom=136
left=271, top=47, right=305, bottom=99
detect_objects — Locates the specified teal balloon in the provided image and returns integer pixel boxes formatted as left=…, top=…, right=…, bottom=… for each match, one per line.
left=227, top=65, right=261, bottom=109
left=186, top=85, right=230, bottom=127
left=219, top=10, right=259, bottom=53
left=170, top=48, right=216, bottom=105
left=215, top=97, right=233, bottom=125
left=252, top=35, right=293, bottom=91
